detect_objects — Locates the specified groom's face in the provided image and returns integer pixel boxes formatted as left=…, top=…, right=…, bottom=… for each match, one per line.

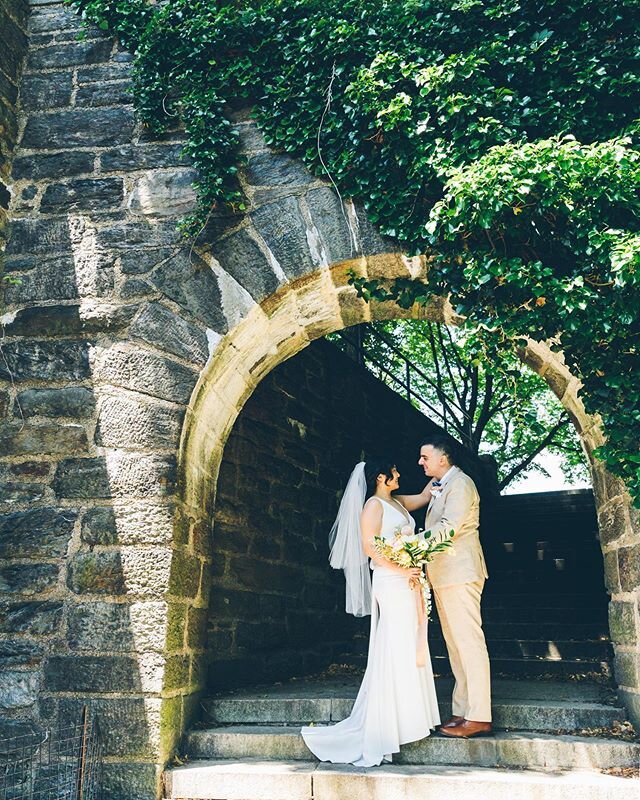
left=418, top=445, right=448, bottom=479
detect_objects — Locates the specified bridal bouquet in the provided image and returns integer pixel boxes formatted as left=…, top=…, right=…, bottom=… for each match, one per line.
left=373, top=525, right=454, bottom=617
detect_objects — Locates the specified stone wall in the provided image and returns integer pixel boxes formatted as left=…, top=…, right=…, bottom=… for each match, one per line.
left=0, top=2, right=638, bottom=798
left=208, top=337, right=445, bottom=690
left=0, top=0, right=29, bottom=276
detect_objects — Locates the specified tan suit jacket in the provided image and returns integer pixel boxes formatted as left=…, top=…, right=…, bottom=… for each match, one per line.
left=425, top=466, right=488, bottom=588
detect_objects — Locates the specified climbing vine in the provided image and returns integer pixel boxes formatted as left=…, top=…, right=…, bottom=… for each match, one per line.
left=67, top=0, right=640, bottom=504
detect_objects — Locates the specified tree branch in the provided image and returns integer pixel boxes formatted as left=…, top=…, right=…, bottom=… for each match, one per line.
left=498, top=414, right=571, bottom=489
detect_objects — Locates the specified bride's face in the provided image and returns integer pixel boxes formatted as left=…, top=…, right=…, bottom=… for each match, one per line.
left=379, top=466, right=400, bottom=491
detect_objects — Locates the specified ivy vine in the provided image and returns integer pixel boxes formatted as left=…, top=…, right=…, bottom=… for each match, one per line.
left=67, top=0, right=640, bottom=505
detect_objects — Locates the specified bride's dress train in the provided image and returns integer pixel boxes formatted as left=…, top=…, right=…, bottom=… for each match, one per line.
left=301, top=499, right=440, bottom=766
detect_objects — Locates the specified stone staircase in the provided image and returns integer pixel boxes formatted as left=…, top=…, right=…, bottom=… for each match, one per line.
left=165, top=675, right=639, bottom=799
left=163, top=488, right=639, bottom=799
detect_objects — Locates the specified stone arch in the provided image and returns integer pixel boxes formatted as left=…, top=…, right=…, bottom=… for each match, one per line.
left=177, top=254, right=640, bottom=738
left=1, top=6, right=637, bottom=796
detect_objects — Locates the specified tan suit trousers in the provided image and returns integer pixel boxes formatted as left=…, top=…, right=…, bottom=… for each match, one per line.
left=433, top=580, right=492, bottom=722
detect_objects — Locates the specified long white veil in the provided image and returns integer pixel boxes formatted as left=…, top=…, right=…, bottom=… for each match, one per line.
left=328, top=462, right=372, bottom=617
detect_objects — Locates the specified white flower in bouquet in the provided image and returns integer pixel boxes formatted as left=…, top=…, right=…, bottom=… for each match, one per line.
left=373, top=524, right=455, bottom=618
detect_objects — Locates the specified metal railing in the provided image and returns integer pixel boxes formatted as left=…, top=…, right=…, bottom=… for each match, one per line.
left=0, top=707, right=102, bottom=800
left=334, top=325, right=464, bottom=434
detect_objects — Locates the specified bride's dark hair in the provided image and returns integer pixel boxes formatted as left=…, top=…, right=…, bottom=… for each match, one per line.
left=364, top=458, right=396, bottom=499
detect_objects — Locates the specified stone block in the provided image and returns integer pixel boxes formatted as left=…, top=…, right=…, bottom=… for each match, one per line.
left=609, top=601, right=637, bottom=646
left=81, top=502, right=175, bottom=546
left=0, top=601, right=63, bottom=635
left=76, top=63, right=132, bottom=84
left=44, top=655, right=143, bottom=692
left=163, top=654, right=190, bottom=690
left=0, top=640, right=43, bottom=668
left=29, top=7, right=84, bottom=34
left=618, top=545, right=640, bottom=592
left=0, top=340, right=90, bottom=382
left=8, top=461, right=51, bottom=478
left=52, top=458, right=110, bottom=498
left=93, top=345, right=198, bottom=404
left=211, top=229, right=281, bottom=302
left=53, top=453, right=177, bottom=499
left=0, top=671, right=39, bottom=709
left=187, top=606, right=208, bottom=650
left=0, top=563, right=59, bottom=595
left=245, top=152, right=312, bottom=187
left=17, top=387, right=95, bottom=419
left=40, top=177, right=124, bottom=213
left=75, top=81, right=133, bottom=107
left=127, top=169, right=197, bottom=217
left=118, top=248, right=170, bottom=275
left=0, top=479, right=47, bottom=505
left=17, top=72, right=73, bottom=112
left=95, top=394, right=184, bottom=449
left=169, top=551, right=201, bottom=599
left=0, top=11, right=27, bottom=78
left=0, top=507, right=77, bottom=559
left=603, top=549, right=620, bottom=593
left=120, top=277, right=153, bottom=298
left=150, top=252, right=229, bottom=332
left=59, top=697, right=161, bottom=758
left=614, top=651, right=639, bottom=688
left=165, top=603, right=187, bottom=652
left=67, top=551, right=126, bottom=595
left=67, top=601, right=168, bottom=652
left=598, top=497, right=630, bottom=546
left=21, top=108, right=135, bottom=149
left=27, top=39, right=112, bottom=70
left=236, top=122, right=268, bottom=153
left=130, top=302, right=209, bottom=364
left=0, top=422, right=87, bottom=455
left=100, top=142, right=189, bottom=172
left=100, top=762, right=159, bottom=800
left=3, top=257, right=82, bottom=304
left=4, top=305, right=99, bottom=336
left=80, top=506, right=117, bottom=546
left=226, top=558, right=303, bottom=596
left=5, top=218, right=71, bottom=254
left=191, top=519, right=212, bottom=556
left=251, top=196, right=314, bottom=278
left=97, top=219, right=181, bottom=248
left=12, top=150, right=94, bottom=180
left=120, top=548, right=174, bottom=596
left=353, top=203, right=395, bottom=255
left=305, top=187, right=354, bottom=264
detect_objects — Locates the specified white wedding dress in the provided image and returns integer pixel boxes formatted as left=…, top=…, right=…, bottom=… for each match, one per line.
left=301, top=497, right=440, bottom=766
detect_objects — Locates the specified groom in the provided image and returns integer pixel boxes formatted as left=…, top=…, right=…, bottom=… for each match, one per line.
left=419, top=435, right=492, bottom=738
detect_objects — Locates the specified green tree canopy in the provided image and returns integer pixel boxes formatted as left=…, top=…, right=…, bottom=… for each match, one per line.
left=67, top=0, right=640, bottom=503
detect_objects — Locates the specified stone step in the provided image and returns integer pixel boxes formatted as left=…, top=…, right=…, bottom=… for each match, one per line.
left=432, top=639, right=612, bottom=660
left=184, top=727, right=640, bottom=771
left=203, top=695, right=625, bottom=732
left=338, top=656, right=609, bottom=678
left=340, top=639, right=612, bottom=664
left=165, top=760, right=638, bottom=800
left=466, top=607, right=607, bottom=624
left=479, top=593, right=607, bottom=609
left=430, top=621, right=609, bottom=641
left=436, top=655, right=609, bottom=678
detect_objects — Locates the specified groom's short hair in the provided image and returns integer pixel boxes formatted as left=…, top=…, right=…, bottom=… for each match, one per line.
left=420, top=434, right=457, bottom=465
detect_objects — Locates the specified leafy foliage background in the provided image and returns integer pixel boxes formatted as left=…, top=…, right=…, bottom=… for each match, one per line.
left=67, top=0, right=640, bottom=504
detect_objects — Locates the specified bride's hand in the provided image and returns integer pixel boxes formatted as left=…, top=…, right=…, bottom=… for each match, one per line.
left=407, top=567, right=422, bottom=588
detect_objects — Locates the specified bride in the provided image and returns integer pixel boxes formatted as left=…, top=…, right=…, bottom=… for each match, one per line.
left=301, top=458, right=440, bottom=766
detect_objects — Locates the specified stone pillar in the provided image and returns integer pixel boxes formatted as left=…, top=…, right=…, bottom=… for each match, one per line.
left=0, top=0, right=29, bottom=268
left=595, top=471, right=640, bottom=724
